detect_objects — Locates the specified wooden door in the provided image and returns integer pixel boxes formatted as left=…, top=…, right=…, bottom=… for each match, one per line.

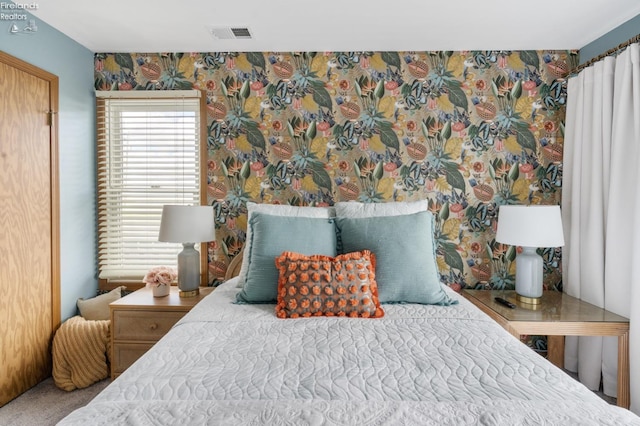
left=0, top=51, right=60, bottom=406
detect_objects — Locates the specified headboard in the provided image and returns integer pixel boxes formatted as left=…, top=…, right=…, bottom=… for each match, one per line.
left=224, top=250, right=243, bottom=281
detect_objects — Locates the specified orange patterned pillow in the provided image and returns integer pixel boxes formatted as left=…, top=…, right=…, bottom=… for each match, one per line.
left=275, top=250, right=384, bottom=319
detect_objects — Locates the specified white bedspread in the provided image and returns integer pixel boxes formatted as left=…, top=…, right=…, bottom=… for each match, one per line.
left=59, top=282, right=640, bottom=425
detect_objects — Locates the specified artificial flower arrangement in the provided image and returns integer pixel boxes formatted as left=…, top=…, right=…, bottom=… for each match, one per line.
left=143, top=266, right=177, bottom=297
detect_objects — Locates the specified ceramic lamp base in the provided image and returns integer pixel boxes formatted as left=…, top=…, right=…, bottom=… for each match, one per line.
left=177, top=242, right=201, bottom=296
left=515, top=246, right=544, bottom=303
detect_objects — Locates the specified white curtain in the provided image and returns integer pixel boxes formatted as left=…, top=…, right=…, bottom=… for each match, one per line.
left=563, top=42, right=640, bottom=414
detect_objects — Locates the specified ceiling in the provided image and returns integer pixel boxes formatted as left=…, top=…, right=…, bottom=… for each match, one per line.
left=27, top=0, right=640, bottom=53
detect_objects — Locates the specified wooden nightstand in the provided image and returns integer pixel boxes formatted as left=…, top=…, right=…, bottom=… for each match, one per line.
left=109, top=286, right=214, bottom=379
left=462, top=290, right=630, bottom=408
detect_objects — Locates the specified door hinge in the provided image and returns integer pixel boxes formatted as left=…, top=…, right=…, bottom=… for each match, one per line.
left=47, top=111, right=57, bottom=126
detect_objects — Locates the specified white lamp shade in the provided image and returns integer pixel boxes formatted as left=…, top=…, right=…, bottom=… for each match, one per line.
left=158, top=205, right=216, bottom=243
left=495, top=205, right=564, bottom=247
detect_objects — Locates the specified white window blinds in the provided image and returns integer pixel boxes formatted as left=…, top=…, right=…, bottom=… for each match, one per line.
left=96, top=91, right=203, bottom=281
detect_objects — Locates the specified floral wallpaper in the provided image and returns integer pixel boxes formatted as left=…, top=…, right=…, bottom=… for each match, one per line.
left=95, top=50, right=574, bottom=291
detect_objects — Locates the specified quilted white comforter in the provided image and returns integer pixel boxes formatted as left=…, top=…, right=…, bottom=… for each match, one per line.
left=59, top=281, right=640, bottom=425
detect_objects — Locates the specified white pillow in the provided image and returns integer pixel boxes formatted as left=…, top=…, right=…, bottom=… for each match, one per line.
left=77, top=286, right=125, bottom=320
left=224, top=276, right=240, bottom=288
left=236, top=202, right=336, bottom=287
left=334, top=200, right=428, bottom=218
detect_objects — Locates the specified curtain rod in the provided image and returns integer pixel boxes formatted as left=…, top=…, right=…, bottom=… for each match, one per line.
left=571, top=33, right=640, bottom=75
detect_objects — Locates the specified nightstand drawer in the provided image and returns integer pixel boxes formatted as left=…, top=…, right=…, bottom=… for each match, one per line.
left=112, top=310, right=185, bottom=341
left=112, top=342, right=155, bottom=374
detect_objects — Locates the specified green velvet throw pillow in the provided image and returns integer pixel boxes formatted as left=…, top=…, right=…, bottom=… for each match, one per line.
left=336, top=211, right=456, bottom=305
left=236, top=212, right=337, bottom=303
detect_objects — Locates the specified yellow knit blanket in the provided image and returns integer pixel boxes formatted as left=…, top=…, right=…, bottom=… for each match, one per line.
left=52, top=316, right=110, bottom=391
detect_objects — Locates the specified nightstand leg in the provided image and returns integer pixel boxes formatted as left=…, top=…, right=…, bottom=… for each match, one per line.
left=547, top=336, right=564, bottom=368
left=618, top=331, right=630, bottom=409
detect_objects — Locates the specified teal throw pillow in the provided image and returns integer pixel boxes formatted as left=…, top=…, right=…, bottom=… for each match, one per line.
left=336, top=211, right=456, bottom=305
left=236, top=213, right=337, bottom=303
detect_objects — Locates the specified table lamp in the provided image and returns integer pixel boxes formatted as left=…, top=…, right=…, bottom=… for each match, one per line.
left=495, top=205, right=564, bottom=304
left=159, top=205, right=215, bottom=297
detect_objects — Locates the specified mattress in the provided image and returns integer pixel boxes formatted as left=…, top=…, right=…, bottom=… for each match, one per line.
left=59, top=280, right=640, bottom=425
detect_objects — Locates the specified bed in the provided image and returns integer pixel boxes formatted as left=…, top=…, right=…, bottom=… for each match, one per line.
left=59, top=201, right=640, bottom=425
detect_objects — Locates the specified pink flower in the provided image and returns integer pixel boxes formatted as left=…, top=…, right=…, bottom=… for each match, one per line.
left=452, top=121, right=466, bottom=132
left=337, top=160, right=351, bottom=173
left=472, top=161, right=485, bottom=173
left=450, top=203, right=465, bottom=219
left=544, top=120, right=556, bottom=133
left=143, top=266, right=177, bottom=288
left=519, top=163, right=534, bottom=179
left=384, top=80, right=398, bottom=91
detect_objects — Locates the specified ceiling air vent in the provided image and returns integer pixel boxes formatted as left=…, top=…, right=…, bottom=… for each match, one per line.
left=209, top=27, right=253, bottom=40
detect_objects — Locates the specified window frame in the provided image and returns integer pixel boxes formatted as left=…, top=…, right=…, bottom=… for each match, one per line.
left=95, top=90, right=207, bottom=290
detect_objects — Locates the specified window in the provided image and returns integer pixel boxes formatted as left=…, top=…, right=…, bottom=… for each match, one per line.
left=96, top=91, right=205, bottom=285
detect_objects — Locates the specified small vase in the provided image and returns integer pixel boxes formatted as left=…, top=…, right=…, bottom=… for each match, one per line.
left=152, top=285, right=170, bottom=297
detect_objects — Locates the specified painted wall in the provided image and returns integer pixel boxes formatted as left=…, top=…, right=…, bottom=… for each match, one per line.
left=97, top=50, right=569, bottom=291
left=0, top=11, right=97, bottom=320
left=580, top=13, right=640, bottom=64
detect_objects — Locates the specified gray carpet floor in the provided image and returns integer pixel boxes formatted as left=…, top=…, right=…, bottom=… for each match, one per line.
left=0, top=377, right=109, bottom=426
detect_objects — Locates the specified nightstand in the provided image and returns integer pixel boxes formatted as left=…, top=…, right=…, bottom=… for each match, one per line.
left=109, top=286, right=214, bottom=379
left=462, top=290, right=630, bottom=409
